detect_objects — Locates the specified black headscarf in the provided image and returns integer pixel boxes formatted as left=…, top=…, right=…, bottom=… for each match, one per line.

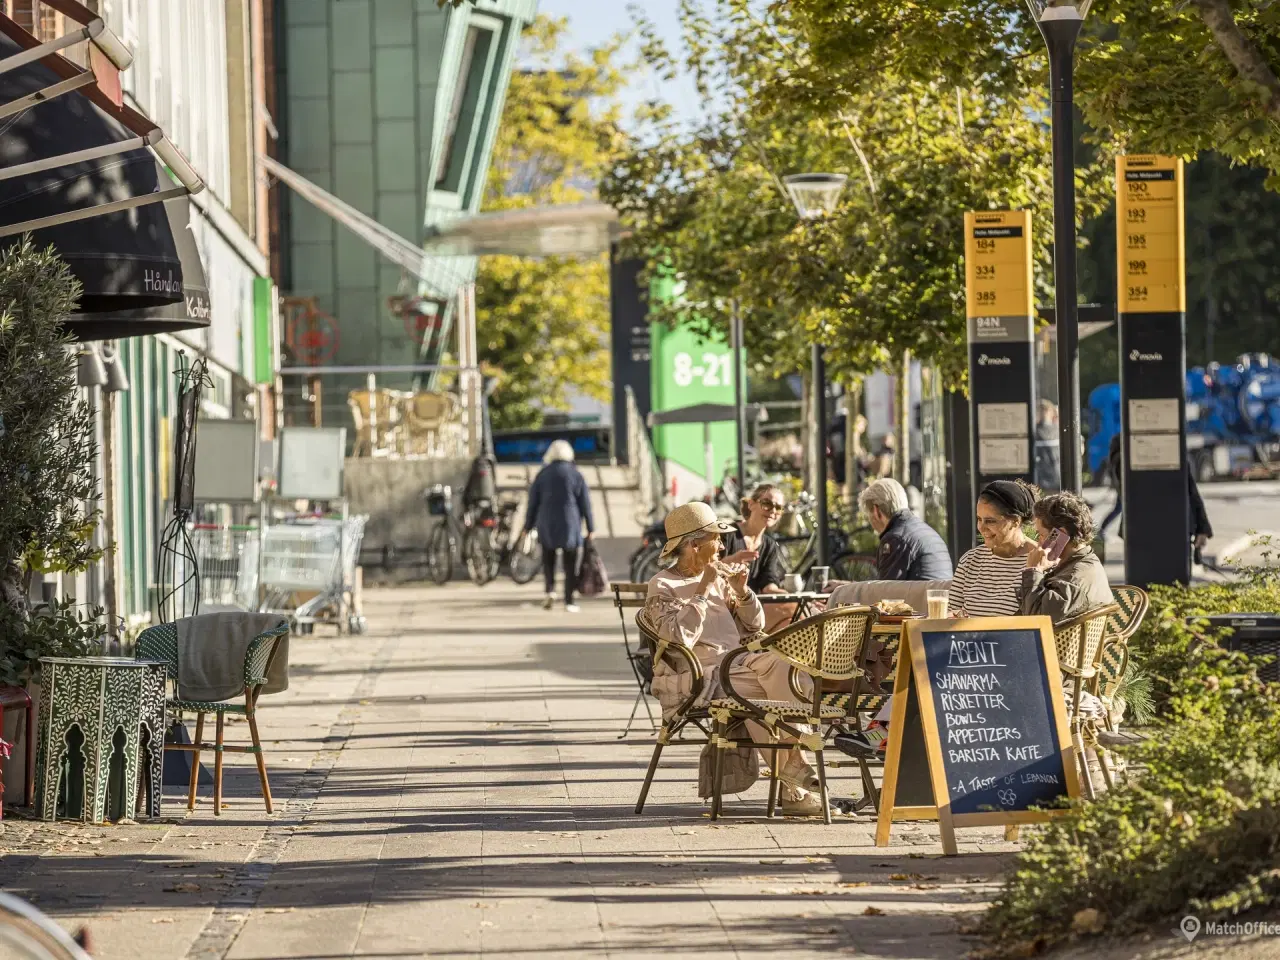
left=979, top=480, right=1036, bottom=521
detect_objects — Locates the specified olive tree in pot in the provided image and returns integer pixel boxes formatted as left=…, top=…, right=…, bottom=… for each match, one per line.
left=0, top=239, right=106, bottom=800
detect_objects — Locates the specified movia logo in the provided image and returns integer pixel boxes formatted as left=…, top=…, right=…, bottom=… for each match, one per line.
left=978, top=354, right=1012, bottom=366
left=1129, top=349, right=1164, bottom=362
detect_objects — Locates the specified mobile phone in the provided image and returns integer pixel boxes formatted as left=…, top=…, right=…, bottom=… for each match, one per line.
left=1043, top=528, right=1070, bottom=562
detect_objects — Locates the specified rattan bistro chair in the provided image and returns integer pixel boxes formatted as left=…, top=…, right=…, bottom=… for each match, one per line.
left=1084, top=585, right=1151, bottom=787
left=633, top=609, right=713, bottom=814
left=709, top=605, right=877, bottom=824
left=135, top=619, right=290, bottom=816
left=612, top=582, right=657, bottom=738
left=1052, top=604, right=1121, bottom=800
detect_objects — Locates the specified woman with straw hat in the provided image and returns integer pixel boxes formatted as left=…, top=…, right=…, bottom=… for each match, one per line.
left=644, top=501, right=824, bottom=816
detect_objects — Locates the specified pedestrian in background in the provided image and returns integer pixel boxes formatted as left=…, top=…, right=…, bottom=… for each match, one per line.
left=524, top=439, right=594, bottom=613
left=1035, top=399, right=1062, bottom=491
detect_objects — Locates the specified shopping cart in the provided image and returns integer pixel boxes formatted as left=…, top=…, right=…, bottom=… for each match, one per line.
left=190, top=524, right=261, bottom=611
left=259, top=516, right=367, bottom=634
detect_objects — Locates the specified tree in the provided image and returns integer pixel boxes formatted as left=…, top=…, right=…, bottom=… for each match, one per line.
left=784, top=1, right=1280, bottom=180
left=474, top=16, right=627, bottom=430
left=601, top=0, right=1113, bottom=386
left=0, top=239, right=99, bottom=628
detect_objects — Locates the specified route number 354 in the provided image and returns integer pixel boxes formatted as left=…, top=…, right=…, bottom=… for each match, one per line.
left=674, top=351, right=733, bottom=387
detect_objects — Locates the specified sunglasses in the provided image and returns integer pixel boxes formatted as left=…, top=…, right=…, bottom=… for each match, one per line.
left=754, top=500, right=786, bottom=513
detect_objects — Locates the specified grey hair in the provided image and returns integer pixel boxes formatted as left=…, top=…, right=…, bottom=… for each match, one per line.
left=543, top=439, right=575, bottom=463
left=859, top=477, right=909, bottom=518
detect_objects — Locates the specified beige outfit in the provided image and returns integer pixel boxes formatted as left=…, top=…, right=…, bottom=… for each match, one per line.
left=645, top=568, right=812, bottom=747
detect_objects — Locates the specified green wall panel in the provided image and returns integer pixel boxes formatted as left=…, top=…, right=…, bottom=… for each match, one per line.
left=331, top=0, right=372, bottom=70
left=333, top=73, right=373, bottom=144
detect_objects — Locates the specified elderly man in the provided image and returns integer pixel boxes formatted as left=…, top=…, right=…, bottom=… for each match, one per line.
left=859, top=477, right=953, bottom=581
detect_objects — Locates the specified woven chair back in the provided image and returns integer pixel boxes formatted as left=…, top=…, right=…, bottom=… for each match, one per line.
left=1107, top=584, right=1150, bottom=641
left=1053, top=604, right=1120, bottom=676
left=766, top=605, right=875, bottom=681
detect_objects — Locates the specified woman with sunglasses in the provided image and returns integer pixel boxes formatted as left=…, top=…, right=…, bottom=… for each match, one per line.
left=722, top=484, right=793, bottom=631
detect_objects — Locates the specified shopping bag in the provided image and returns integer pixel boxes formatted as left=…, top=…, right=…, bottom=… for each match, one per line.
left=578, top=540, right=609, bottom=597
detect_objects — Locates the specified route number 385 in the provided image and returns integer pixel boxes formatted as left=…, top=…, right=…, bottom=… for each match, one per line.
left=674, top=351, right=734, bottom=388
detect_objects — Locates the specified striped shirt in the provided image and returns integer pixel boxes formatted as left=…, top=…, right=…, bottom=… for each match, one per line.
left=949, top=544, right=1028, bottom=617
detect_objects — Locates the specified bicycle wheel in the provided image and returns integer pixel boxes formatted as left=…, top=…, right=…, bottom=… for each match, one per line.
left=631, top=543, right=663, bottom=584
left=509, top=531, right=542, bottom=585
left=831, top=550, right=878, bottom=583
left=427, top=522, right=454, bottom=585
left=464, top=528, right=497, bottom=586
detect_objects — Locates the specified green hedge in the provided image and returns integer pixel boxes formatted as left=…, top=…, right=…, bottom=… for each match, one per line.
left=980, top=572, right=1280, bottom=955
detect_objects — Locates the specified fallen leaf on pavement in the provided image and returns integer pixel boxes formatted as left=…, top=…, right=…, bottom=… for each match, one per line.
left=165, top=883, right=201, bottom=893
left=862, top=906, right=885, bottom=916
left=264, top=908, right=293, bottom=914
left=150, top=918, right=174, bottom=924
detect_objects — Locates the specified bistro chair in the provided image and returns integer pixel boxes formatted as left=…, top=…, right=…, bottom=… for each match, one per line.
left=1086, top=585, right=1151, bottom=786
left=612, top=582, right=657, bottom=738
left=708, top=605, right=877, bottom=823
left=135, top=618, right=290, bottom=816
left=633, top=609, right=713, bottom=814
left=1052, top=604, right=1121, bottom=800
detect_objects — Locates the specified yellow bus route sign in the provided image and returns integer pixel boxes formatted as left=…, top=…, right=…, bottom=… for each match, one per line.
left=1116, top=156, right=1185, bottom=315
left=964, top=210, right=1033, bottom=343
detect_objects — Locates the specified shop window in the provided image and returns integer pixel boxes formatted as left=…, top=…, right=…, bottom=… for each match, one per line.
left=433, top=22, right=496, bottom=195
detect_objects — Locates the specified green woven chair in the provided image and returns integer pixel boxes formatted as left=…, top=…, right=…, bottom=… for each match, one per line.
left=135, top=618, right=290, bottom=816
left=1087, top=585, right=1151, bottom=787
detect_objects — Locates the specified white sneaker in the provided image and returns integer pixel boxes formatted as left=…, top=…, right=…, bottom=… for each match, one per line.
left=565, top=603, right=581, bottom=613
left=781, top=790, right=825, bottom=818
left=542, top=593, right=555, bottom=610
left=780, top=755, right=821, bottom=791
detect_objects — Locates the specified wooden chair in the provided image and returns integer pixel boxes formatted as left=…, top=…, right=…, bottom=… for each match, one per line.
left=135, top=618, right=290, bottom=815
left=633, top=609, right=713, bottom=814
left=611, top=582, right=656, bottom=738
left=709, top=605, right=878, bottom=823
left=1052, top=604, right=1121, bottom=800
left=347, top=390, right=373, bottom=458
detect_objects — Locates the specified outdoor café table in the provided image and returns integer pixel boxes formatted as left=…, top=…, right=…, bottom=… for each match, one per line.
left=35, top=656, right=167, bottom=823
left=758, top=591, right=832, bottom=625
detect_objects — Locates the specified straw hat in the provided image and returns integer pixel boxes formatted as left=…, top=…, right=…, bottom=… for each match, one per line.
left=659, top=501, right=736, bottom=559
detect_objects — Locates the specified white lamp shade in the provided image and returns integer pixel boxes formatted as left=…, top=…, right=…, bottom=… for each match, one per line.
left=76, top=345, right=107, bottom=387
left=102, top=346, right=130, bottom=393
left=783, top=173, right=848, bottom=220
left=1025, top=0, right=1092, bottom=20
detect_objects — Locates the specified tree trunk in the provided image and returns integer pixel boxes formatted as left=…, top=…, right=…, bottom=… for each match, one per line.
left=896, top=349, right=912, bottom=487
left=845, top=377, right=862, bottom=503
left=1193, top=0, right=1280, bottom=124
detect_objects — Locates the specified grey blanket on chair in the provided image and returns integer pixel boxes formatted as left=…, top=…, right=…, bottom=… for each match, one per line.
left=176, top=612, right=290, bottom=703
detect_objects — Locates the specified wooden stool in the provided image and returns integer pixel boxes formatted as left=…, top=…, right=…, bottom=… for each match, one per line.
left=0, top=685, right=35, bottom=817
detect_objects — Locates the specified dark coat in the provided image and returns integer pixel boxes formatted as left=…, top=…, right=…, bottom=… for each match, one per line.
left=1106, top=434, right=1213, bottom=540
left=875, top=509, right=954, bottom=582
left=1018, top=548, right=1112, bottom=625
left=524, top=460, right=594, bottom=550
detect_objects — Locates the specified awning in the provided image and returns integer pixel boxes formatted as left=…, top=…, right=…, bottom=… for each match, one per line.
left=648, top=403, right=768, bottom=428
left=0, top=9, right=206, bottom=333
left=420, top=203, right=621, bottom=257
left=61, top=197, right=211, bottom=341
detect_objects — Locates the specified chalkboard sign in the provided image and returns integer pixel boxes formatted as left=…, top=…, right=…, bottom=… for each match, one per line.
left=875, top=617, right=1079, bottom=855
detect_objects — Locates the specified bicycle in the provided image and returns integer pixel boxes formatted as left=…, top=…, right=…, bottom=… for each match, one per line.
left=425, top=484, right=479, bottom=585
left=464, top=500, right=542, bottom=586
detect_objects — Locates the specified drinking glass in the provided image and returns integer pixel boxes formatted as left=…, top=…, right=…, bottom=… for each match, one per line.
left=807, top=566, right=831, bottom=592
left=926, top=588, right=950, bottom=619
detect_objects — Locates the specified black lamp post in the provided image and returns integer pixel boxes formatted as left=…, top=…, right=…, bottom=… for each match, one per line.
left=783, top=172, right=848, bottom=568
left=1027, top=0, right=1091, bottom=493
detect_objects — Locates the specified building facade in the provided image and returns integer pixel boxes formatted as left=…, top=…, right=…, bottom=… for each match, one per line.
left=274, top=0, right=535, bottom=426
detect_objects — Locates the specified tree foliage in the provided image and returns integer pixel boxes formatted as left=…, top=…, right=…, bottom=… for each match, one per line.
left=600, top=0, right=1113, bottom=384
left=785, top=0, right=1280, bottom=183
left=475, top=16, right=626, bottom=430
left=0, top=239, right=99, bottom=628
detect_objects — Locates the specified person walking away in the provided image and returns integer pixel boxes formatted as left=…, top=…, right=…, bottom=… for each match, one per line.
left=1099, top=434, right=1212, bottom=560
left=524, top=439, right=594, bottom=612
left=1034, top=399, right=1062, bottom=491
left=1099, top=432, right=1123, bottom=538
left=859, top=478, right=953, bottom=581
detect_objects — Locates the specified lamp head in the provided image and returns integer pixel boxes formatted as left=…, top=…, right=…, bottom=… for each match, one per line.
left=783, top=173, right=848, bottom=220
left=102, top=346, right=131, bottom=393
left=76, top=345, right=107, bottom=388
left=1025, top=0, right=1091, bottom=21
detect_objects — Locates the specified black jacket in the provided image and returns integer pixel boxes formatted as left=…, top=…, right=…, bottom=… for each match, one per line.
left=1106, top=436, right=1213, bottom=539
left=723, top=527, right=788, bottom=593
left=875, top=509, right=954, bottom=581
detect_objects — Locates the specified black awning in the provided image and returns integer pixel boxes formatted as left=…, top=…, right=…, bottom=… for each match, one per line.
left=0, top=28, right=187, bottom=321
left=61, top=196, right=211, bottom=341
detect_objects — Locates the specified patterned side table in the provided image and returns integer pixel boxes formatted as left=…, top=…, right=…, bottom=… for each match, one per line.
left=35, top=657, right=167, bottom=822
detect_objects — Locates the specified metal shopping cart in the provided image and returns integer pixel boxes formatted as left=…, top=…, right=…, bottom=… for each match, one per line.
left=259, top=515, right=368, bottom=634
left=190, top=524, right=261, bottom=611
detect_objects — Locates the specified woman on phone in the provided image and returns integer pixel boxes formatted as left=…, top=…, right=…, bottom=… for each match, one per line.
left=1018, top=492, right=1112, bottom=622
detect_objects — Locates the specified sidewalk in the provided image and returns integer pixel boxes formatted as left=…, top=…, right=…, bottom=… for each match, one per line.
left=0, top=583, right=1018, bottom=960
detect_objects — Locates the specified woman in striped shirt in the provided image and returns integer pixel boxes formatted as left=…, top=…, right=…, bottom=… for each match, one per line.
left=949, top=480, right=1040, bottom=617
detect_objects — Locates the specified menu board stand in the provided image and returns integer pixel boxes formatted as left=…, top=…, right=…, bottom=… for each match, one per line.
left=875, top=617, right=1080, bottom=855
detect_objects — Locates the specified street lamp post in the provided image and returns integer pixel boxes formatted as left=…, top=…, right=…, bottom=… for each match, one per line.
left=1027, top=0, right=1091, bottom=493
left=783, top=173, right=848, bottom=569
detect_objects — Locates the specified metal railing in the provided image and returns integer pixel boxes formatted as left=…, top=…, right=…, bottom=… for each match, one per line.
left=625, top=385, right=667, bottom=525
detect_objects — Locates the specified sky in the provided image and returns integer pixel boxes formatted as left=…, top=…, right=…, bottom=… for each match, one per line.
left=530, top=0, right=702, bottom=129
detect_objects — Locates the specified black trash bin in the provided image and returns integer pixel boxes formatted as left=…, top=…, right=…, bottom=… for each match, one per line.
left=1197, top=614, right=1280, bottom=682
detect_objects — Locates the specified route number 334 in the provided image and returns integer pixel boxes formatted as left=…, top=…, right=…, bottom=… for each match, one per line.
left=673, top=351, right=734, bottom=388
